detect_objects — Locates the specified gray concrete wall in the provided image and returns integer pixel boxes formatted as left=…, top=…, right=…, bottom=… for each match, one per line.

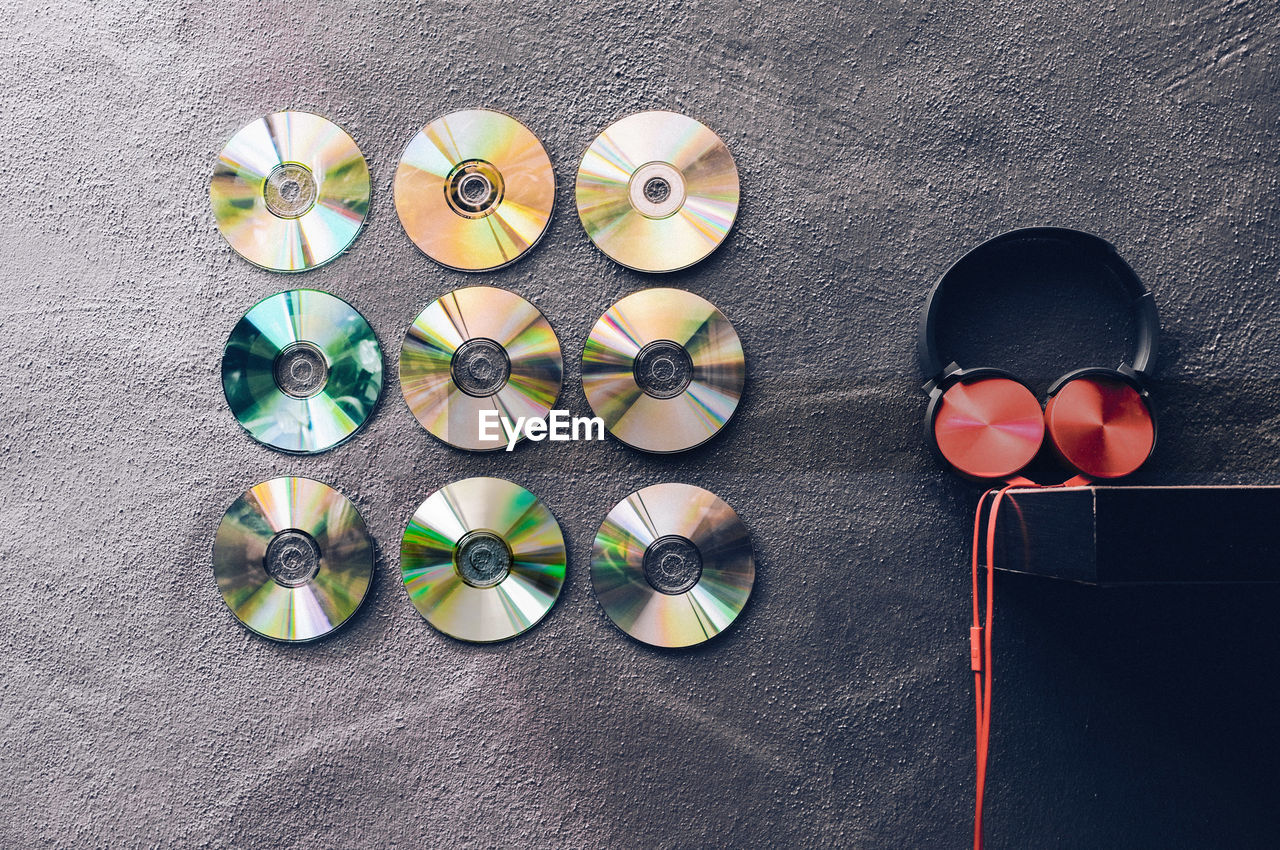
left=2, top=0, right=1278, bottom=847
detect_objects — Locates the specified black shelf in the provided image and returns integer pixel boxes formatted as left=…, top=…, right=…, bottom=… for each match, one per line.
left=991, top=485, right=1280, bottom=585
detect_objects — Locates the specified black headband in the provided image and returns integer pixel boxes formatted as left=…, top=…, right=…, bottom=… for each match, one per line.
left=918, top=227, right=1159, bottom=383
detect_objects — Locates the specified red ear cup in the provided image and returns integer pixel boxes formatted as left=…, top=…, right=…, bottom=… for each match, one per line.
left=933, top=377, right=1046, bottom=480
left=1044, top=375, right=1155, bottom=479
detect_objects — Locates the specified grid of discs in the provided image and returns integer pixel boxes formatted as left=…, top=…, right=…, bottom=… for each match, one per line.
left=209, top=108, right=753, bottom=648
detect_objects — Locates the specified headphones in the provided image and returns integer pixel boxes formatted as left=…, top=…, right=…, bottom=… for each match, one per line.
left=919, top=227, right=1159, bottom=482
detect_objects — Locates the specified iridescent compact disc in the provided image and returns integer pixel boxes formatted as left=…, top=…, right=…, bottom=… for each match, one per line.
left=222, top=289, right=383, bottom=454
left=582, top=288, right=744, bottom=453
left=400, top=477, right=567, bottom=643
left=575, top=110, right=739, bottom=272
left=211, top=111, right=371, bottom=272
left=213, top=477, right=374, bottom=642
left=591, top=483, right=754, bottom=648
left=393, top=109, right=555, bottom=271
left=400, top=286, right=562, bottom=451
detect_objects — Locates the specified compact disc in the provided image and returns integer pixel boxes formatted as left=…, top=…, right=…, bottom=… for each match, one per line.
left=222, top=289, right=383, bottom=453
left=582, top=288, right=744, bottom=453
left=400, top=477, right=566, bottom=643
left=211, top=111, right=371, bottom=272
left=591, top=483, right=754, bottom=648
left=575, top=110, right=739, bottom=272
left=400, top=286, right=562, bottom=451
left=213, top=477, right=374, bottom=642
left=393, top=109, right=555, bottom=271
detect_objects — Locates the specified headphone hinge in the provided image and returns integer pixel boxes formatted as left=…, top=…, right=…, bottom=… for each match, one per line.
left=922, top=361, right=963, bottom=395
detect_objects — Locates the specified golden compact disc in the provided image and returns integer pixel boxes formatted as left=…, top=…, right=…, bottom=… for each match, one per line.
left=575, top=110, right=739, bottom=272
left=213, top=477, right=374, bottom=642
left=591, top=483, right=754, bottom=648
left=393, top=109, right=555, bottom=271
left=399, top=286, right=563, bottom=451
left=210, top=111, right=371, bottom=272
left=401, top=477, right=567, bottom=643
left=582, top=288, right=744, bottom=453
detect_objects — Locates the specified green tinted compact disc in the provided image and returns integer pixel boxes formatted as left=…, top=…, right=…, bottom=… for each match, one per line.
left=213, top=477, right=374, bottom=642
left=211, top=111, right=370, bottom=272
left=400, top=477, right=566, bottom=643
left=591, top=483, right=754, bottom=648
left=222, top=289, right=383, bottom=453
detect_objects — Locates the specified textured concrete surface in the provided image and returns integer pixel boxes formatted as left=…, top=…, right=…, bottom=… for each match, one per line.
left=2, top=0, right=1279, bottom=847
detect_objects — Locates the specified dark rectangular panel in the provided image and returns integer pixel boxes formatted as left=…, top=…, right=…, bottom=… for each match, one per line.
left=991, top=486, right=1280, bottom=585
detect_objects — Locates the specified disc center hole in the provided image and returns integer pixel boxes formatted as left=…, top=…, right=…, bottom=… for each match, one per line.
left=273, top=341, right=329, bottom=398
left=633, top=340, right=693, bottom=399
left=627, top=161, right=685, bottom=219
left=263, top=162, right=318, bottom=219
left=451, top=338, right=511, bottom=397
left=263, top=529, right=322, bottom=588
left=446, top=159, right=505, bottom=218
left=459, top=173, right=492, bottom=203
left=643, top=535, right=703, bottom=595
left=455, top=530, right=513, bottom=588
left=643, top=177, right=671, bottom=204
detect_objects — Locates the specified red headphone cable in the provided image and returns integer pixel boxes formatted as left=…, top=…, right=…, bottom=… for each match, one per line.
left=970, top=475, right=1089, bottom=850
